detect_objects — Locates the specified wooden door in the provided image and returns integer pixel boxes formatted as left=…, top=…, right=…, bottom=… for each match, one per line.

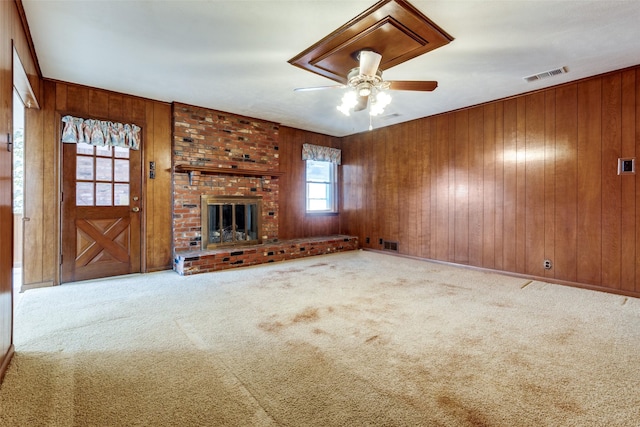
left=61, top=142, right=141, bottom=283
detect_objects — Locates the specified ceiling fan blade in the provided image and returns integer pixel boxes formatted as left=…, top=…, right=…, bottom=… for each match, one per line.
left=293, top=85, right=344, bottom=92
left=359, top=50, right=382, bottom=78
left=353, top=95, right=369, bottom=112
left=388, top=81, right=438, bottom=91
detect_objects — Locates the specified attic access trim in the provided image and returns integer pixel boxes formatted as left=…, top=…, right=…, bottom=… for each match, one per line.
left=289, top=0, right=453, bottom=84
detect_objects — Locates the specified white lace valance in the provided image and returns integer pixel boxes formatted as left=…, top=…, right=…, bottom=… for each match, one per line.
left=302, top=143, right=341, bottom=165
left=61, top=115, right=141, bottom=150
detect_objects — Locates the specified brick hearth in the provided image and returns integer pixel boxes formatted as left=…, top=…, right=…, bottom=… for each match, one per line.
left=174, top=235, right=358, bottom=275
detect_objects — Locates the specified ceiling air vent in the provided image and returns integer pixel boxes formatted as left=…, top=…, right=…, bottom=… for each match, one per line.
left=523, top=67, right=567, bottom=83
left=380, top=113, right=401, bottom=121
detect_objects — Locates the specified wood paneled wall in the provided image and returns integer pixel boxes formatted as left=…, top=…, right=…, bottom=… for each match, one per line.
left=278, top=126, right=341, bottom=239
left=1, top=0, right=41, bottom=381
left=26, top=80, right=173, bottom=283
left=341, top=68, right=640, bottom=297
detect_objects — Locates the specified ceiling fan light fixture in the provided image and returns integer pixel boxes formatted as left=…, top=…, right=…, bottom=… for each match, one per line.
left=357, top=83, right=372, bottom=97
left=369, top=90, right=392, bottom=116
left=337, top=90, right=359, bottom=116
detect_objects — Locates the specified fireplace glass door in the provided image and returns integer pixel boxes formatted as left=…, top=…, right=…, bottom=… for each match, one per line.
left=202, top=196, right=261, bottom=249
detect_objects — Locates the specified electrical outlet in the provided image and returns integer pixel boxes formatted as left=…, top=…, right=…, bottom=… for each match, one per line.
left=543, top=259, right=552, bottom=270
left=365, top=237, right=370, bottom=244
left=379, top=238, right=383, bottom=245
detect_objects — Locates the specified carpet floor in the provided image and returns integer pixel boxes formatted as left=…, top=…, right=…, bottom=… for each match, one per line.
left=1, top=250, right=639, bottom=426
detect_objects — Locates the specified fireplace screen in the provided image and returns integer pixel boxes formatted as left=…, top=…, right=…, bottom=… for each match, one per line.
left=201, top=196, right=261, bottom=249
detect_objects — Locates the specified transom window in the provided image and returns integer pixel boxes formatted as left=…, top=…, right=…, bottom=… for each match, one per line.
left=306, top=160, right=337, bottom=213
left=75, top=142, right=130, bottom=206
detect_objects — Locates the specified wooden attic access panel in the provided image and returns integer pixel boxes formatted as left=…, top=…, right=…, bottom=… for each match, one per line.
left=288, top=0, right=453, bottom=84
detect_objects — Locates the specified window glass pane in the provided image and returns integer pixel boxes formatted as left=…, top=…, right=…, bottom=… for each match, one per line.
left=306, top=160, right=332, bottom=182
left=309, top=199, right=328, bottom=211
left=77, top=142, right=94, bottom=155
left=114, top=159, right=129, bottom=182
left=96, top=183, right=112, bottom=206
left=76, top=182, right=94, bottom=206
left=96, top=145, right=112, bottom=157
left=96, top=157, right=113, bottom=181
left=308, top=183, right=328, bottom=199
left=114, top=146, right=129, bottom=159
left=76, top=156, right=94, bottom=180
left=114, top=183, right=129, bottom=206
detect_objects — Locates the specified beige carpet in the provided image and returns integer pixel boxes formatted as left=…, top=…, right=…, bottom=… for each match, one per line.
left=1, top=250, right=639, bottom=426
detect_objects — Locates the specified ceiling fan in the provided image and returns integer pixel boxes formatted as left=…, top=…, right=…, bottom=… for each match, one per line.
left=294, top=50, right=438, bottom=116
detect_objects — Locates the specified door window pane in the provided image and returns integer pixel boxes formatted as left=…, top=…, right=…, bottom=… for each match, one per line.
left=96, top=183, right=112, bottom=206
left=114, top=184, right=130, bottom=206
left=76, top=156, right=94, bottom=180
left=96, top=157, right=113, bottom=181
left=114, top=146, right=130, bottom=159
left=96, top=145, right=112, bottom=157
left=77, top=142, right=94, bottom=155
left=114, top=159, right=129, bottom=182
left=76, top=182, right=94, bottom=206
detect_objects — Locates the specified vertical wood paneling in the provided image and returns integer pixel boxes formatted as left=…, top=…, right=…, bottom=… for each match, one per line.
left=554, top=84, right=578, bottom=282
left=601, top=74, right=622, bottom=289
left=22, top=87, right=44, bottom=285
left=454, top=111, right=469, bottom=264
left=338, top=67, right=639, bottom=297
left=543, top=91, right=556, bottom=279
left=515, top=97, right=527, bottom=273
left=277, top=126, right=340, bottom=240
left=524, top=92, right=545, bottom=277
left=502, top=99, right=518, bottom=271
left=619, top=70, right=635, bottom=292
left=636, top=69, right=640, bottom=293
left=482, top=104, right=496, bottom=268
left=435, top=115, right=450, bottom=260
left=468, top=107, right=484, bottom=267
left=420, top=118, right=433, bottom=259
left=494, top=102, right=505, bottom=271
left=576, top=79, right=602, bottom=286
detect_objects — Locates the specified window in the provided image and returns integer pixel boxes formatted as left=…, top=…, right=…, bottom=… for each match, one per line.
left=75, top=142, right=130, bottom=207
left=306, top=160, right=337, bottom=213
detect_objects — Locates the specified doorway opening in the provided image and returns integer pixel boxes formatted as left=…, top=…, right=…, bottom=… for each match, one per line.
left=12, top=89, right=25, bottom=309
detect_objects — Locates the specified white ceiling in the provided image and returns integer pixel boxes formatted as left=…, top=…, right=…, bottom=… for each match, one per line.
left=21, top=0, right=640, bottom=137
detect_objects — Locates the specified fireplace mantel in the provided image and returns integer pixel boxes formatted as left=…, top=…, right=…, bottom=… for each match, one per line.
left=175, top=164, right=284, bottom=177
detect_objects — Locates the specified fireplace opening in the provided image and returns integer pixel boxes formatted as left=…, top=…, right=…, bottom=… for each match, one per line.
left=201, top=195, right=262, bottom=249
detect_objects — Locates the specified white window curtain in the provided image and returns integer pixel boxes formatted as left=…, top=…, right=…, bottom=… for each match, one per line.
left=61, top=115, right=141, bottom=150
left=301, top=143, right=341, bottom=165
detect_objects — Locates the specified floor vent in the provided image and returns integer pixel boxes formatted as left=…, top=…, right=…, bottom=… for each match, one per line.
left=382, top=240, right=399, bottom=252
left=523, top=66, right=567, bottom=83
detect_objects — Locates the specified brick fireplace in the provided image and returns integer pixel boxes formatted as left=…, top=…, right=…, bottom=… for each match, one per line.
left=171, top=102, right=358, bottom=275
left=172, top=102, right=280, bottom=253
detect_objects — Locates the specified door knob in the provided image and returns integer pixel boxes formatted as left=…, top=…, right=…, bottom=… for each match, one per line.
left=131, top=207, right=140, bottom=212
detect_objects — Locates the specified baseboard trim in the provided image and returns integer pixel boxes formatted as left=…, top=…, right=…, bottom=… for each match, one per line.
left=0, top=344, right=15, bottom=384
left=21, top=280, right=55, bottom=292
left=364, top=249, right=640, bottom=299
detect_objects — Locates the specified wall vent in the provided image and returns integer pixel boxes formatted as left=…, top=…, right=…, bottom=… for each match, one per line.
left=382, top=240, right=399, bottom=252
left=523, top=66, right=567, bottom=83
